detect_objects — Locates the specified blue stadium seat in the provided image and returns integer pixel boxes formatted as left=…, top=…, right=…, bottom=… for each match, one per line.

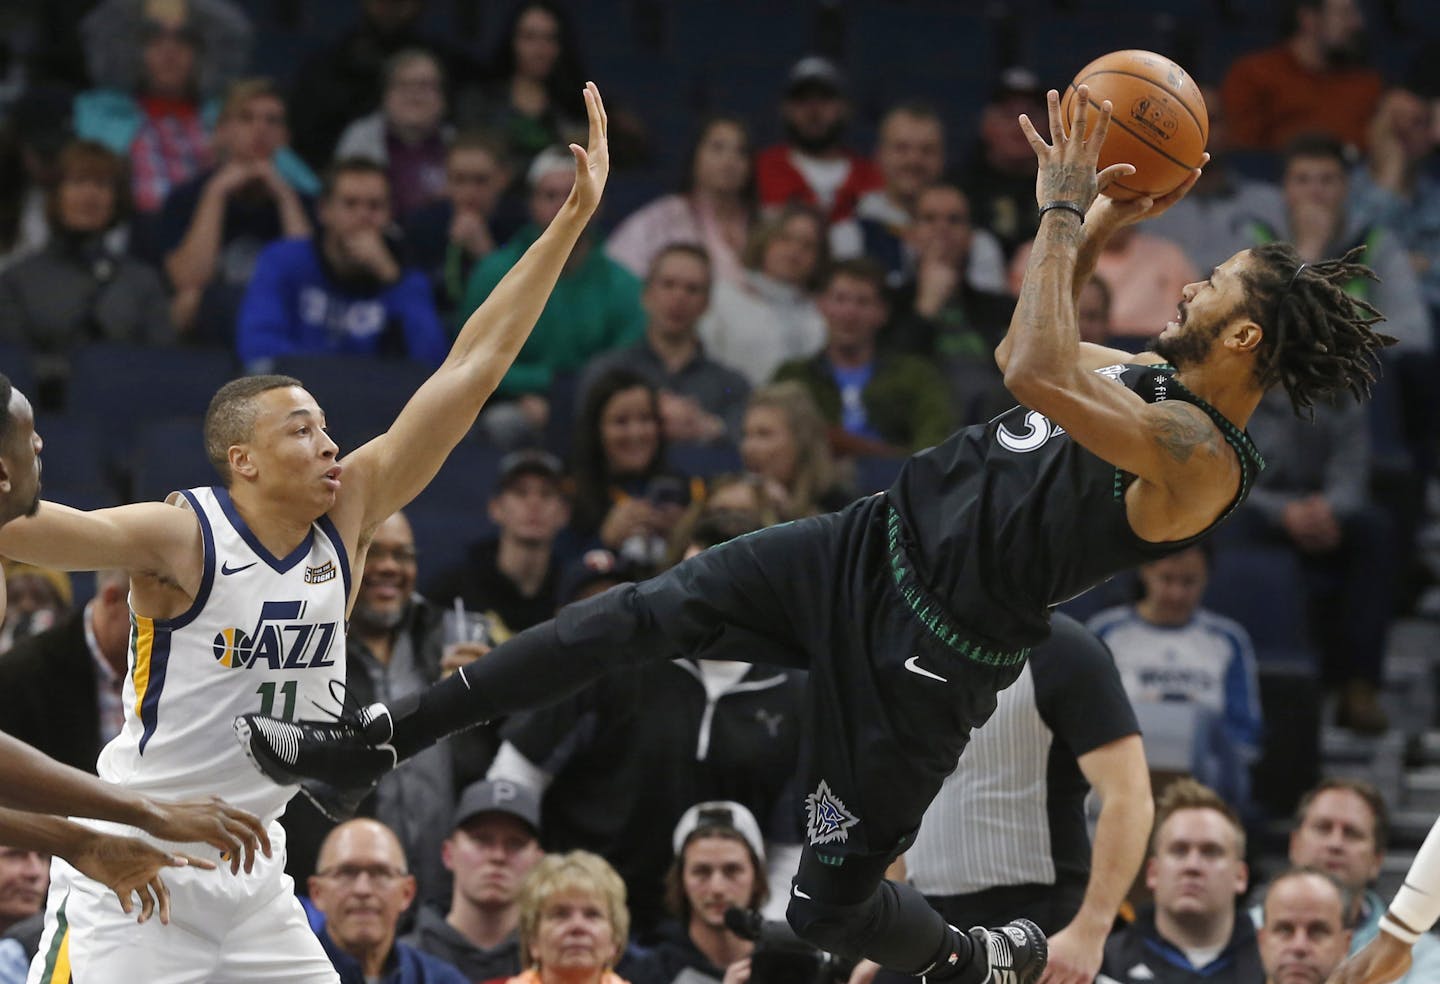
left=408, top=441, right=506, bottom=513
left=270, top=355, right=436, bottom=454
left=852, top=455, right=904, bottom=496
left=1203, top=544, right=1315, bottom=668
left=0, top=341, right=37, bottom=403
left=65, top=344, right=236, bottom=471
left=131, top=417, right=215, bottom=503
left=34, top=415, right=110, bottom=494
left=667, top=442, right=743, bottom=482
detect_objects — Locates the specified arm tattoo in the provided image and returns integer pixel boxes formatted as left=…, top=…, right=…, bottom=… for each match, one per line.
left=1151, top=402, right=1223, bottom=464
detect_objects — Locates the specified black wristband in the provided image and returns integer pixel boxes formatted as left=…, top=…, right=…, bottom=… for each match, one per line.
left=1038, top=200, right=1085, bottom=223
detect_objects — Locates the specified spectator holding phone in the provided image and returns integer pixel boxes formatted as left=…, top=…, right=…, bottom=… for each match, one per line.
left=569, top=368, right=702, bottom=574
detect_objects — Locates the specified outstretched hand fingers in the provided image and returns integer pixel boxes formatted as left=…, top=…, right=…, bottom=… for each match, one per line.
left=1017, top=112, right=1051, bottom=156
left=1096, top=162, right=1137, bottom=194
left=1048, top=88, right=1067, bottom=145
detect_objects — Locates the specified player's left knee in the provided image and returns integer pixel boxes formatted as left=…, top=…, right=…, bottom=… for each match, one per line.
left=785, top=892, right=872, bottom=957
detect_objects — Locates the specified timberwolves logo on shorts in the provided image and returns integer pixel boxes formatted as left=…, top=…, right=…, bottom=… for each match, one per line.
left=805, top=779, right=859, bottom=846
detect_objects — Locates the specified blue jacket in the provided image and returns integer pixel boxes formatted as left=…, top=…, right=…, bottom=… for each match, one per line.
left=236, top=238, right=448, bottom=369
left=318, top=926, right=468, bottom=984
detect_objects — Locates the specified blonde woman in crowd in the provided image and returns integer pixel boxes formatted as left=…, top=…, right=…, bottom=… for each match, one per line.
left=488, top=851, right=636, bottom=984
left=740, top=382, right=852, bottom=517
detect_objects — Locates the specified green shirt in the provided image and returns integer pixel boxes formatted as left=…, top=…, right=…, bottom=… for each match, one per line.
left=461, top=225, right=646, bottom=395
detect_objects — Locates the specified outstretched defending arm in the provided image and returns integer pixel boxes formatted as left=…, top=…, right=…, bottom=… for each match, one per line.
left=0, top=808, right=212, bottom=925
left=335, top=83, right=611, bottom=537
left=0, top=730, right=270, bottom=874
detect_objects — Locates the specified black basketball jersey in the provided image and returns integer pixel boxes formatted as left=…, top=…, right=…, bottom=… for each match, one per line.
left=886, top=362, right=1265, bottom=647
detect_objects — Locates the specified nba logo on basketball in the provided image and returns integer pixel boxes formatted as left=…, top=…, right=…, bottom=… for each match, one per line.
left=1129, top=96, right=1179, bottom=143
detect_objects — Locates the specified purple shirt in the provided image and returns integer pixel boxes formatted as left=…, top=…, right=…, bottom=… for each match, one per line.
left=385, top=129, right=448, bottom=218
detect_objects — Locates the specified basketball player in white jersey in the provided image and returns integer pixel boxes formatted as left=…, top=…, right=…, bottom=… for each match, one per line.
left=0, top=80, right=608, bottom=984
left=0, top=380, right=272, bottom=925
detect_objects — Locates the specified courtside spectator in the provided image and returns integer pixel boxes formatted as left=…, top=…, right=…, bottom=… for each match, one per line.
left=402, top=780, right=546, bottom=982
left=156, top=78, right=317, bottom=340
left=310, top=819, right=468, bottom=984
left=428, top=450, right=571, bottom=638
left=335, top=49, right=453, bottom=219
left=775, top=258, right=951, bottom=456
left=1222, top=0, right=1383, bottom=152
left=580, top=245, right=750, bottom=448
left=608, top=115, right=756, bottom=287
left=697, top=204, right=828, bottom=387
left=1089, top=545, right=1265, bottom=764
left=403, top=133, right=516, bottom=320
left=755, top=56, right=882, bottom=257
left=0, top=140, right=171, bottom=404
left=236, top=157, right=446, bottom=371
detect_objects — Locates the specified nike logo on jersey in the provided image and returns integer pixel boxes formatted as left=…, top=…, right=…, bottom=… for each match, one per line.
left=792, top=885, right=812, bottom=900
left=904, top=655, right=948, bottom=683
left=221, top=560, right=258, bottom=575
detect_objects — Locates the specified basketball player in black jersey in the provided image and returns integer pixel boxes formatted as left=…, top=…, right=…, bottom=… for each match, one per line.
left=237, top=88, right=1394, bottom=984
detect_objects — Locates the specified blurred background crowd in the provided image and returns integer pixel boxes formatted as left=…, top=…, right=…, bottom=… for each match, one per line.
left=2, top=0, right=1440, bottom=982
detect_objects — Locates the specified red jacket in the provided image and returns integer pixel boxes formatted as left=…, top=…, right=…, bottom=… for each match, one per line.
left=755, top=145, right=883, bottom=224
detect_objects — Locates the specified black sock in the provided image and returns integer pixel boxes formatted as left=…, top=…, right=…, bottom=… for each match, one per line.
left=919, top=923, right=985, bottom=984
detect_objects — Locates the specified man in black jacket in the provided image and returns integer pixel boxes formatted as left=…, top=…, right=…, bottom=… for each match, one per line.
left=0, top=569, right=130, bottom=773
left=1099, top=779, right=1261, bottom=984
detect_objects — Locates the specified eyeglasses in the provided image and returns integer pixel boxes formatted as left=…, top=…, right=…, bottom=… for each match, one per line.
left=368, top=546, right=418, bottom=565
left=315, top=864, right=408, bottom=886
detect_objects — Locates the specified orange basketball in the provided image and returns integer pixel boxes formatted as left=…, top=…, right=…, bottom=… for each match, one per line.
left=1060, top=50, right=1208, bottom=201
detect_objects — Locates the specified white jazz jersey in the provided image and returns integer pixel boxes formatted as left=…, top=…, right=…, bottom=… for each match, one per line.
left=96, top=486, right=351, bottom=824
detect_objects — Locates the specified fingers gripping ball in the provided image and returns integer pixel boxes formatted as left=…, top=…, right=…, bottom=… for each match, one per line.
left=1061, top=49, right=1208, bottom=201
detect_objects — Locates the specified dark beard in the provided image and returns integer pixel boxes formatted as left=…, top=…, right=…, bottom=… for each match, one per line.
left=1323, top=31, right=1369, bottom=68
left=784, top=117, right=846, bottom=155
left=1150, top=323, right=1214, bottom=369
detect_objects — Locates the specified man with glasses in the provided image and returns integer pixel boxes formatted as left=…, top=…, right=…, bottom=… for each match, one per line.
left=309, top=818, right=467, bottom=984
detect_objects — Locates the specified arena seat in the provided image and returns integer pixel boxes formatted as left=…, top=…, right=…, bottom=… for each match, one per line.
left=407, top=440, right=506, bottom=513
left=130, top=416, right=214, bottom=503
left=667, top=442, right=742, bottom=482
left=0, top=341, right=37, bottom=404
left=66, top=343, right=236, bottom=470
left=852, top=454, right=904, bottom=496
left=1203, top=544, right=1315, bottom=668
left=270, top=355, right=435, bottom=454
left=408, top=506, right=495, bottom=597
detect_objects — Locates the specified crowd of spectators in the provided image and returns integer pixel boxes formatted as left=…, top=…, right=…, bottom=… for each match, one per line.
left=4, top=0, right=1440, bottom=980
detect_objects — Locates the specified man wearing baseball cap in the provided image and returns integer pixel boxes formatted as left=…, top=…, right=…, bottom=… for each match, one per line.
left=428, top=450, right=571, bottom=638
left=402, top=779, right=545, bottom=981
left=756, top=56, right=883, bottom=257
left=650, top=801, right=771, bottom=984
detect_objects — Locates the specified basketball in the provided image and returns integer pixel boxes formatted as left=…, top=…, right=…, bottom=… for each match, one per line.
left=1060, top=50, right=1208, bottom=202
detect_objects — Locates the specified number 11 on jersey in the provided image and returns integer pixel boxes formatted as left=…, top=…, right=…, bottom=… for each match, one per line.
left=256, top=680, right=298, bottom=720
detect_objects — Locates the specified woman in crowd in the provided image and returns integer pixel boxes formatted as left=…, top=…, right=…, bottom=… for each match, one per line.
left=697, top=204, right=828, bottom=387
left=694, top=204, right=829, bottom=388
left=571, top=368, right=701, bottom=573
left=607, top=115, right=756, bottom=286
left=0, top=139, right=171, bottom=404
left=334, top=48, right=454, bottom=218
left=739, top=382, right=851, bottom=517
left=489, top=851, right=638, bottom=984
left=458, top=1, right=587, bottom=170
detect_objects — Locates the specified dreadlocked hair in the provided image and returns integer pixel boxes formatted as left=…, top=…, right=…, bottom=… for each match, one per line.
left=1240, top=242, right=1396, bottom=417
